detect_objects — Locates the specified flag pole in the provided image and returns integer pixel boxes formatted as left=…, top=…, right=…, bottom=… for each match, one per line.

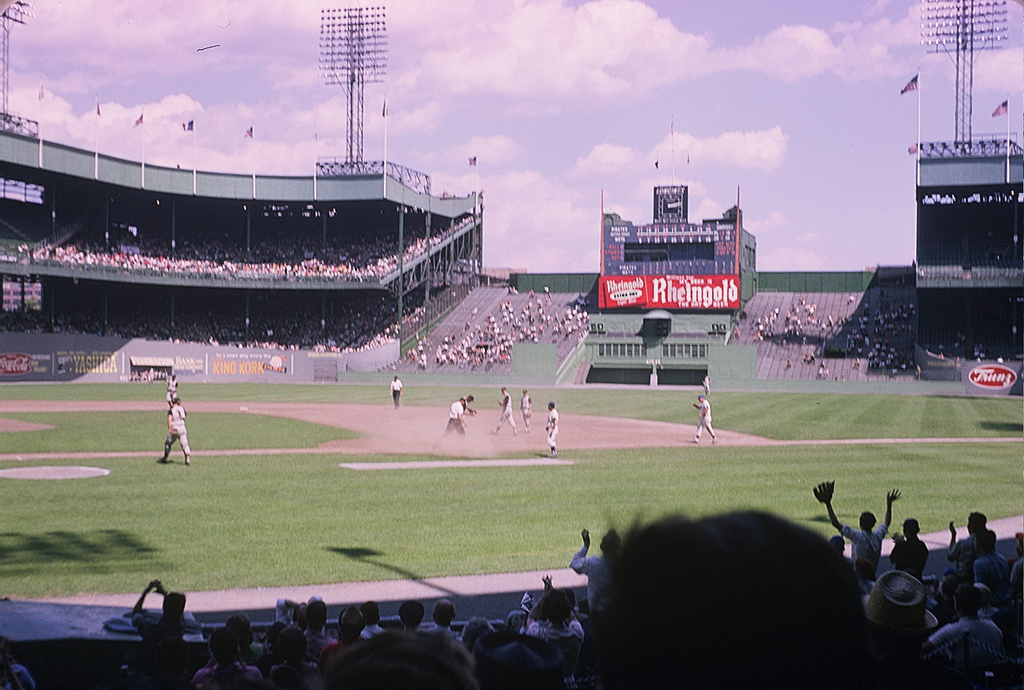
left=382, top=95, right=388, bottom=199
left=94, top=98, right=100, bottom=179
left=192, top=123, right=197, bottom=195
left=916, top=70, right=922, bottom=186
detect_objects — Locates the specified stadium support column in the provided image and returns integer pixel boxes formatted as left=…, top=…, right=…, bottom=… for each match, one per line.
left=171, top=199, right=177, bottom=259
left=424, top=209, right=431, bottom=304
left=245, top=205, right=252, bottom=259
left=397, top=204, right=404, bottom=347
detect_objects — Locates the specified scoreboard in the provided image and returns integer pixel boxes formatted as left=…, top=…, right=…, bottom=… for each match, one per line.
left=600, top=186, right=741, bottom=311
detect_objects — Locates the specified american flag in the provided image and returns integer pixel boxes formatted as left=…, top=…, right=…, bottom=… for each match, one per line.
left=244, top=126, right=253, bottom=138
left=183, top=120, right=194, bottom=132
left=992, top=100, right=1008, bottom=117
left=900, top=75, right=918, bottom=95
left=134, top=113, right=144, bottom=128
left=468, top=156, right=477, bottom=167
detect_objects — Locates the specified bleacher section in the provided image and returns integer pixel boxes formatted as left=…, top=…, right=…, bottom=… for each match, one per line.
left=736, top=287, right=917, bottom=381
left=394, top=286, right=589, bottom=375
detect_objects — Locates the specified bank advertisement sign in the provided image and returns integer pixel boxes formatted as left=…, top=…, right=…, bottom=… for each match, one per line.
left=598, top=274, right=740, bottom=310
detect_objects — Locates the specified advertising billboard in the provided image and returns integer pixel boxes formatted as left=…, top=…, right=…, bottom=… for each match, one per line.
left=599, top=274, right=740, bottom=310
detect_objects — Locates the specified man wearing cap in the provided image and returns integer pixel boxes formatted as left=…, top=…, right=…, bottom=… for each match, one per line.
left=890, top=518, right=929, bottom=581
left=545, top=401, right=559, bottom=457
left=446, top=397, right=467, bottom=435
left=691, top=394, right=716, bottom=444
left=159, top=395, right=191, bottom=465
left=865, top=570, right=972, bottom=689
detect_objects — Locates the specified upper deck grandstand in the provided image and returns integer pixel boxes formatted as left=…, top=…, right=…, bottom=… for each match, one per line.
left=0, top=130, right=480, bottom=353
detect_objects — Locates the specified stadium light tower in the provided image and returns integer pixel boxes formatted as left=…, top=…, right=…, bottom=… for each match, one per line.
left=922, top=0, right=1008, bottom=146
left=319, top=6, right=387, bottom=165
left=1, top=1, right=28, bottom=117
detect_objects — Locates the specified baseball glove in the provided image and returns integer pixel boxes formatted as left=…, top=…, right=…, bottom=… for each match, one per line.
left=812, top=481, right=835, bottom=503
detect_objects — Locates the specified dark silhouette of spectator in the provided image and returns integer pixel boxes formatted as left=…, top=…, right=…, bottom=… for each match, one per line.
left=973, top=528, right=1011, bottom=609
left=473, top=631, right=563, bottom=690
left=304, top=599, right=331, bottom=661
left=854, top=557, right=877, bottom=596
left=814, top=480, right=900, bottom=577
left=598, top=511, right=879, bottom=689
left=321, top=629, right=478, bottom=690
left=0, top=636, right=35, bottom=690
left=459, top=617, right=495, bottom=653
left=130, top=580, right=189, bottom=673
left=569, top=528, right=620, bottom=617
left=930, top=574, right=962, bottom=628
left=864, top=570, right=972, bottom=689
left=224, top=612, right=263, bottom=665
left=319, top=605, right=365, bottom=670
left=422, top=599, right=459, bottom=639
left=398, top=600, right=425, bottom=632
left=947, top=512, right=986, bottom=581
left=923, top=583, right=1005, bottom=670
left=270, top=626, right=319, bottom=687
left=890, top=517, right=929, bottom=580
left=190, top=627, right=262, bottom=687
left=255, top=621, right=287, bottom=678
left=359, top=601, right=385, bottom=639
left=524, top=576, right=583, bottom=684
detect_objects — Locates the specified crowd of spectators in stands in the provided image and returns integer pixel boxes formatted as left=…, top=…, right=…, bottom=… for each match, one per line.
left=845, top=298, right=916, bottom=375
left=10, top=492, right=1001, bottom=690
left=28, top=218, right=464, bottom=284
left=748, top=297, right=845, bottom=346
left=0, top=291, right=412, bottom=354
left=427, top=291, right=589, bottom=371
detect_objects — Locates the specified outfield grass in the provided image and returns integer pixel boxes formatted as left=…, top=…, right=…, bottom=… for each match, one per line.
left=0, top=383, right=1019, bottom=598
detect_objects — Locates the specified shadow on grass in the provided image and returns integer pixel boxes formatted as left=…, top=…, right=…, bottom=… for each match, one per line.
left=0, top=530, right=156, bottom=573
left=327, top=546, right=459, bottom=596
left=978, top=421, right=1023, bottom=433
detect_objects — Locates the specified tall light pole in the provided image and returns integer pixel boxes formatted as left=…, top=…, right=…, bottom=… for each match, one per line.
left=922, top=0, right=1008, bottom=147
left=319, top=6, right=387, bottom=165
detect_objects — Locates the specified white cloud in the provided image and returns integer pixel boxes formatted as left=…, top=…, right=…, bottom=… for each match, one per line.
left=571, top=143, right=639, bottom=177
left=759, top=246, right=828, bottom=271
left=657, top=127, right=788, bottom=172
left=744, top=210, right=788, bottom=234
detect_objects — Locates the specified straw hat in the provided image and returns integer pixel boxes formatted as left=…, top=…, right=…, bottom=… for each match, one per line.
left=864, top=570, right=938, bottom=636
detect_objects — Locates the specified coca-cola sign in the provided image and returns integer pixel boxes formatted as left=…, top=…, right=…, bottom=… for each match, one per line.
left=0, top=353, right=32, bottom=376
left=967, top=364, right=1017, bottom=390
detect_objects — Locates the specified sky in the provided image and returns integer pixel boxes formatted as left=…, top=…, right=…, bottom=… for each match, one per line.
left=11, top=0, right=1024, bottom=273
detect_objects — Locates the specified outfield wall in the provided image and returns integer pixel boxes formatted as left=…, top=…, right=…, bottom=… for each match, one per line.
left=0, top=333, right=398, bottom=383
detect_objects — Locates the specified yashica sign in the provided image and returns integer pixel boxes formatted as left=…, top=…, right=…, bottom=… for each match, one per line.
left=599, top=274, right=740, bottom=310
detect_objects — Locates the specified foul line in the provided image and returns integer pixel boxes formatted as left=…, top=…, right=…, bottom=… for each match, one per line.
left=339, top=458, right=575, bottom=470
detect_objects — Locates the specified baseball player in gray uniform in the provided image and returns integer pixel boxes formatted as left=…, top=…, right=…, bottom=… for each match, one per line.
left=692, top=394, right=717, bottom=444
left=495, top=387, right=517, bottom=435
left=160, top=395, right=191, bottom=464
left=545, top=401, right=559, bottom=457
left=520, top=389, right=533, bottom=432
left=165, top=374, right=178, bottom=405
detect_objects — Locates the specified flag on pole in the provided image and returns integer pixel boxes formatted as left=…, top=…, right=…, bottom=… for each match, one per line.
left=183, top=120, right=194, bottom=132
left=38, top=85, right=44, bottom=100
left=654, top=159, right=659, bottom=169
left=908, top=144, right=919, bottom=155
left=134, top=112, right=144, bottom=128
left=992, top=100, right=1008, bottom=117
left=96, top=99, right=101, bottom=117
left=382, top=97, right=388, bottom=118
left=468, top=156, right=477, bottom=166
left=244, top=126, right=253, bottom=138
left=900, top=75, right=918, bottom=94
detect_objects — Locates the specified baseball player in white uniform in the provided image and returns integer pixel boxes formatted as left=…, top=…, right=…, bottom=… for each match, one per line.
left=160, top=395, right=191, bottom=464
left=692, top=394, right=717, bottom=444
left=545, top=401, right=559, bottom=457
left=495, top=387, right=517, bottom=435
left=520, top=389, right=532, bottom=432
left=165, top=374, right=178, bottom=405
